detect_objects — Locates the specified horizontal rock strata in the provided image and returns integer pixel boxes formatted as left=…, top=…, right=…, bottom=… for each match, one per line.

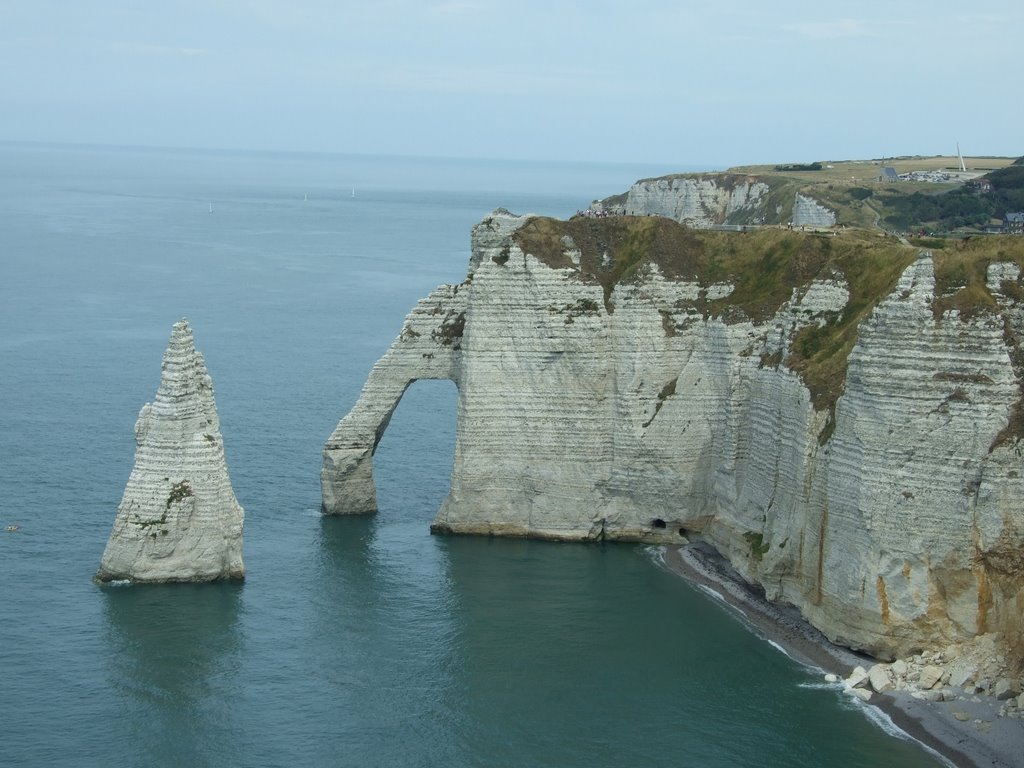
left=97, top=319, right=244, bottom=583
left=591, top=174, right=836, bottom=230
left=792, top=193, right=837, bottom=228
left=593, top=174, right=772, bottom=227
left=323, top=209, right=1024, bottom=661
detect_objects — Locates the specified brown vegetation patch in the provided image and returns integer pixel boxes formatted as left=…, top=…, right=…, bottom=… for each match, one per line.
left=931, top=237, right=1024, bottom=321
left=431, top=311, right=466, bottom=348
left=784, top=238, right=915, bottom=410
left=513, top=220, right=1024, bottom=421
left=166, top=480, right=193, bottom=509
left=991, top=403, right=1024, bottom=452
left=792, top=237, right=1022, bottom=412
left=743, top=530, right=770, bottom=561
left=642, top=376, right=678, bottom=428
left=513, top=215, right=707, bottom=311
left=999, top=279, right=1024, bottom=302
left=933, top=371, right=995, bottom=384
left=514, top=217, right=920, bottom=413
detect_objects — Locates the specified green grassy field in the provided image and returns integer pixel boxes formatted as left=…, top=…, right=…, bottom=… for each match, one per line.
left=728, top=155, right=1017, bottom=183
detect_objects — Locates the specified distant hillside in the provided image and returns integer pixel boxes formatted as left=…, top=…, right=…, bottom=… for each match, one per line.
left=612, top=155, right=1024, bottom=235
left=878, top=157, right=1024, bottom=231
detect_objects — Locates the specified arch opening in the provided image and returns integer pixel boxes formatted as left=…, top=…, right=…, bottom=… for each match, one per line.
left=372, top=379, right=459, bottom=526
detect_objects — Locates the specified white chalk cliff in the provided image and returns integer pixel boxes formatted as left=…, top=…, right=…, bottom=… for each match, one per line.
left=792, top=193, right=837, bottom=228
left=323, top=209, right=1024, bottom=660
left=97, top=319, right=244, bottom=583
left=593, top=174, right=773, bottom=227
left=593, top=174, right=837, bottom=230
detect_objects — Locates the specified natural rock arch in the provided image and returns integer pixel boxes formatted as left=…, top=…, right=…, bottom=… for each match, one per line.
left=321, top=284, right=466, bottom=515
left=322, top=207, right=1024, bottom=660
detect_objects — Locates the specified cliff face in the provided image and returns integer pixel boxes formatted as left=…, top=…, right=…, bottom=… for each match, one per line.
left=97, top=319, right=244, bottom=583
left=322, top=210, right=1024, bottom=660
left=594, top=174, right=774, bottom=227
left=595, top=174, right=837, bottom=229
left=793, top=194, right=837, bottom=228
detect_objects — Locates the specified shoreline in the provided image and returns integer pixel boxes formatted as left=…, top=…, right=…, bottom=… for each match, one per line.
left=659, top=542, right=1023, bottom=768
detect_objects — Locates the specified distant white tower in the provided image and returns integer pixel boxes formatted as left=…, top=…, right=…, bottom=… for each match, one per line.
left=957, top=142, right=967, bottom=172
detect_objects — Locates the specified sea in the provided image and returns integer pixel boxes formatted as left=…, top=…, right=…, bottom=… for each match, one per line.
left=0, top=143, right=944, bottom=767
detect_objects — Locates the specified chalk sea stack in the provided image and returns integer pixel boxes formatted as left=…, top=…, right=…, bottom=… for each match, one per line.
left=97, top=319, right=244, bottom=583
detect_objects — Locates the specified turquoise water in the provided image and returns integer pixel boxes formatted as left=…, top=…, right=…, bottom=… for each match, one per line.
left=0, top=143, right=942, bottom=767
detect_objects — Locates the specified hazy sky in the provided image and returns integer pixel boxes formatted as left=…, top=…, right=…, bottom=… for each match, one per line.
left=2, top=1, right=1020, bottom=166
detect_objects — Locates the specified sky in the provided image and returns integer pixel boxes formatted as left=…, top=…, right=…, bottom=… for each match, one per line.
left=1, top=0, right=1021, bottom=167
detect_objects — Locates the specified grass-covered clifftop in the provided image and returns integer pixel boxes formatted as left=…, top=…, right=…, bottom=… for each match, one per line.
left=512, top=216, right=1024, bottom=413
left=608, top=155, right=1022, bottom=233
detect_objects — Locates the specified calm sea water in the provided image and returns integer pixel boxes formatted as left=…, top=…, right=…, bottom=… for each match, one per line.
left=0, top=144, right=942, bottom=767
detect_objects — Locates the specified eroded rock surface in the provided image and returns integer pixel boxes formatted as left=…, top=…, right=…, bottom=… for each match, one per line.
left=97, top=319, right=244, bottom=583
left=323, top=209, right=1024, bottom=661
left=792, top=193, right=837, bottom=228
left=591, top=174, right=836, bottom=230
left=592, top=174, right=772, bottom=227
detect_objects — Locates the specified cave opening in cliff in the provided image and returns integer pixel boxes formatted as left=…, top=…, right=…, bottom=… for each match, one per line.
left=651, top=518, right=667, bottom=529
left=371, top=379, right=458, bottom=527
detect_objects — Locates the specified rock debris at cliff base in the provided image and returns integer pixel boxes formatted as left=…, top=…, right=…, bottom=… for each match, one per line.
left=666, top=542, right=1024, bottom=768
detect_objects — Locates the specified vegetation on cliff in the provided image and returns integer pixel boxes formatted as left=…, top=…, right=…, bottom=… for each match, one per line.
left=654, top=155, right=1024, bottom=233
left=513, top=216, right=1024, bottom=415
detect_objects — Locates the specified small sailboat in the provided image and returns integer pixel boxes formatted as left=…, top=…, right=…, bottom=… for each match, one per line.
left=351, top=188, right=356, bottom=198
left=208, top=201, right=213, bottom=214
left=304, top=192, right=308, bottom=202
